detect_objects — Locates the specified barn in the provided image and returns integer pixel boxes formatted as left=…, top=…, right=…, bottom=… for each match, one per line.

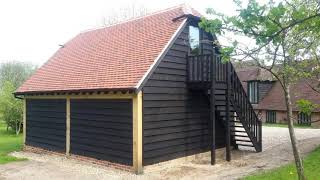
left=15, top=5, right=262, bottom=174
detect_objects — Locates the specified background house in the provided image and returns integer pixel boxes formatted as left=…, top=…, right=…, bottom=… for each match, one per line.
left=237, top=66, right=320, bottom=127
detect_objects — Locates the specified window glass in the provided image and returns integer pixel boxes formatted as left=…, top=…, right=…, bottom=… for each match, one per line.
left=189, top=26, right=200, bottom=55
left=298, top=112, right=311, bottom=126
left=266, top=111, right=276, bottom=123
left=248, top=81, right=259, bottom=104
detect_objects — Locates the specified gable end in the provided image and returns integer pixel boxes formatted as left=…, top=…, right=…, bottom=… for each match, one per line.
left=135, top=18, right=188, bottom=92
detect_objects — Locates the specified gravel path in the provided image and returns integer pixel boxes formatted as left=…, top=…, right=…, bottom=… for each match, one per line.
left=0, top=127, right=319, bottom=180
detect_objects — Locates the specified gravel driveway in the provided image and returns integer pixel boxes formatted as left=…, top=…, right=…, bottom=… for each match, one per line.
left=1, top=127, right=320, bottom=180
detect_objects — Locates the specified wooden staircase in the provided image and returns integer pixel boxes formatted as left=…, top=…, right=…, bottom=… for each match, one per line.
left=187, top=54, right=262, bottom=164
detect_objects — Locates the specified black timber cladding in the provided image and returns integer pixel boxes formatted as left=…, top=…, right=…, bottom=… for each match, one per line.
left=26, top=99, right=66, bottom=152
left=142, top=23, right=226, bottom=165
left=70, top=99, right=133, bottom=165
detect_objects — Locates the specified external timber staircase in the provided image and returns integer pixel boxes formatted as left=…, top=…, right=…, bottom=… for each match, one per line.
left=187, top=54, right=262, bottom=164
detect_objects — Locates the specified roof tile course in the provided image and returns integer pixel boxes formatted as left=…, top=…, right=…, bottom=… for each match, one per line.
left=17, top=6, right=189, bottom=93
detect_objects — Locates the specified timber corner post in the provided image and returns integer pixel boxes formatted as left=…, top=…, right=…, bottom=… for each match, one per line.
left=210, top=52, right=216, bottom=165
left=133, top=91, right=143, bottom=174
left=226, top=62, right=231, bottom=162
left=23, top=98, right=27, bottom=146
left=66, top=97, right=71, bottom=156
left=258, top=120, right=262, bottom=152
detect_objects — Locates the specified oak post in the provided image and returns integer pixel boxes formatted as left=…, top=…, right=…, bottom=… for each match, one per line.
left=23, top=98, right=26, bottom=145
left=66, top=98, right=70, bottom=156
left=210, top=52, right=216, bottom=165
left=133, top=91, right=143, bottom=174
left=226, top=62, right=231, bottom=161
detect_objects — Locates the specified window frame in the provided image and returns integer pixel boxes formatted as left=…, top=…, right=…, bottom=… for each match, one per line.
left=298, top=112, right=311, bottom=126
left=266, top=110, right=276, bottom=123
left=247, top=81, right=259, bottom=104
left=188, top=25, right=201, bottom=55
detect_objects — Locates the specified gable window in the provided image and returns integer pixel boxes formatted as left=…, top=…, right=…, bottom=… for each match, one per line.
left=298, top=112, right=311, bottom=126
left=266, top=110, right=276, bottom=123
left=189, top=26, right=200, bottom=55
left=248, top=81, right=259, bottom=104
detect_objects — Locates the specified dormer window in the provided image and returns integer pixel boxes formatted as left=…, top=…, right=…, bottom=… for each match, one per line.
left=248, top=81, right=259, bottom=104
left=189, top=26, right=200, bottom=55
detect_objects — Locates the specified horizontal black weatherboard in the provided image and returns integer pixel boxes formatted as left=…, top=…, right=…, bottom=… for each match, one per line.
left=142, top=24, right=226, bottom=165
left=26, top=99, right=66, bottom=152
left=70, top=99, right=133, bottom=165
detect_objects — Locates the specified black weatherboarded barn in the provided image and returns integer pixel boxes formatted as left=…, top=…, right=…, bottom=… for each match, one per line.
left=26, top=99, right=66, bottom=152
left=15, top=5, right=262, bottom=174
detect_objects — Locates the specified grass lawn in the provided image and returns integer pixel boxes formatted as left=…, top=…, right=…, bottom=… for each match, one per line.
left=244, top=146, right=320, bottom=180
left=0, top=121, right=26, bottom=164
left=263, top=123, right=314, bottom=129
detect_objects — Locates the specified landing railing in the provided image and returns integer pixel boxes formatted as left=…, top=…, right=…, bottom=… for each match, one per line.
left=187, top=54, right=227, bottom=83
left=187, top=54, right=212, bottom=83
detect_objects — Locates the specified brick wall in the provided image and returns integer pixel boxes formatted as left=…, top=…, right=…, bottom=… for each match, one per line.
left=256, top=110, right=320, bottom=127
left=24, top=145, right=133, bottom=172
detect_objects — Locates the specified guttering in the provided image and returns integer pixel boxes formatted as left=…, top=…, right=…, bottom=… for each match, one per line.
left=13, top=93, right=24, bottom=99
left=14, top=87, right=136, bottom=96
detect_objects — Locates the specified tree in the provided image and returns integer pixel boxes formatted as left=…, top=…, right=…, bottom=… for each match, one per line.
left=0, top=61, right=36, bottom=134
left=101, top=3, right=148, bottom=26
left=0, top=61, right=35, bottom=88
left=0, top=81, right=23, bottom=135
left=199, top=0, right=320, bottom=179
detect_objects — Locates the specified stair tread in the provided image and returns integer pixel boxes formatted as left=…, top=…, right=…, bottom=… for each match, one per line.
left=231, top=129, right=246, bottom=132
left=231, top=134, right=249, bottom=138
left=218, top=109, right=236, bottom=112
left=235, top=139, right=252, bottom=142
left=237, top=143, right=254, bottom=147
left=230, top=125, right=243, bottom=128
left=229, top=121, right=241, bottom=123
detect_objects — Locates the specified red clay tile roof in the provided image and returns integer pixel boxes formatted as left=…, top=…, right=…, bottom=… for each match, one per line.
left=236, top=67, right=274, bottom=81
left=237, top=67, right=320, bottom=112
left=16, top=5, right=195, bottom=94
left=256, top=80, right=320, bottom=112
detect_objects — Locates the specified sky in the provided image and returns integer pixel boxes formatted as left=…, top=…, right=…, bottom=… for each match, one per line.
left=0, top=0, right=241, bottom=66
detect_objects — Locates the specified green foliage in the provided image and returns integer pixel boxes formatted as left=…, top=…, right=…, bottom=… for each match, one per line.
left=199, top=0, right=320, bottom=72
left=296, top=99, right=317, bottom=115
left=0, top=81, right=23, bottom=134
left=200, top=0, right=320, bottom=107
left=199, top=17, right=223, bottom=35
left=0, top=61, right=36, bottom=134
left=220, top=46, right=235, bottom=63
left=244, top=146, right=320, bottom=179
left=0, top=121, right=25, bottom=164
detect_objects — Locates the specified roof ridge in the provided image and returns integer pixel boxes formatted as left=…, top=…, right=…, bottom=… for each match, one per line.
left=81, top=4, right=187, bottom=34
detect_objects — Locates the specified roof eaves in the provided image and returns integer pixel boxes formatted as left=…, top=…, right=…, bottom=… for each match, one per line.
left=13, top=87, right=136, bottom=96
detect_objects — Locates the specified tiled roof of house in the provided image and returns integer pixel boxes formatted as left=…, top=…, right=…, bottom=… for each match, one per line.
left=236, top=66, right=274, bottom=92
left=237, top=66, right=320, bottom=112
left=16, top=5, right=198, bottom=94
left=236, top=67, right=274, bottom=82
left=256, top=80, right=320, bottom=112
